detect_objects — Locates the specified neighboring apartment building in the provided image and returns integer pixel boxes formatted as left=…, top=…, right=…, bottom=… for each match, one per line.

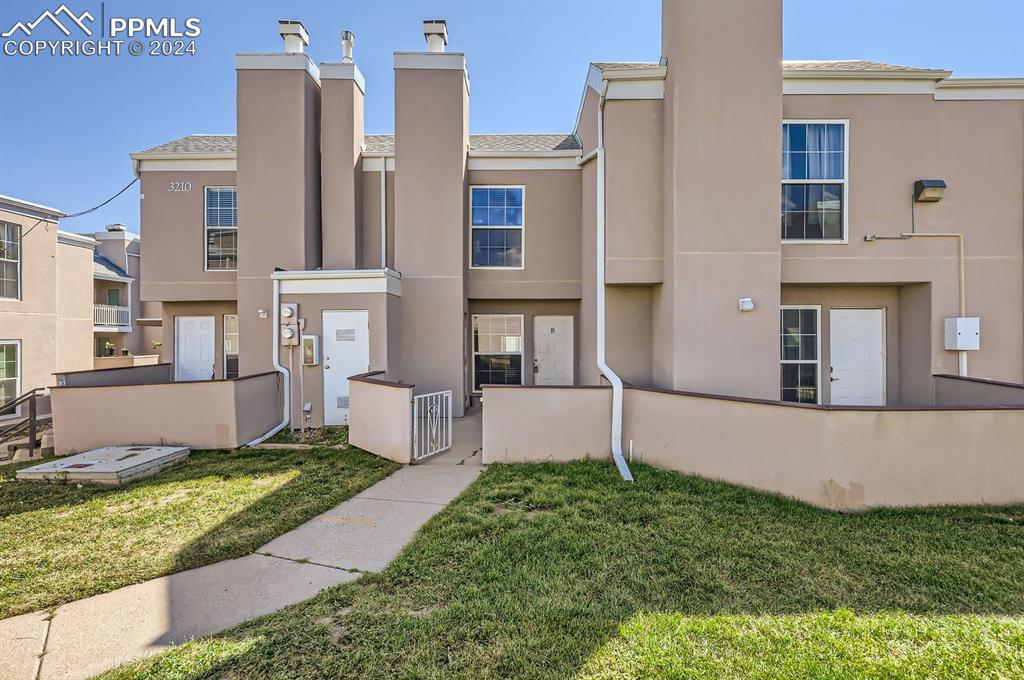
left=0, top=194, right=157, bottom=412
left=92, top=224, right=162, bottom=361
left=129, top=3, right=1023, bottom=431
left=0, top=195, right=93, bottom=408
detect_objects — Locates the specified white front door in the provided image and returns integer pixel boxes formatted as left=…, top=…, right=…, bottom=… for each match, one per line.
left=830, top=308, right=885, bottom=405
left=533, top=315, right=574, bottom=385
left=174, top=316, right=216, bottom=381
left=323, top=310, right=370, bottom=425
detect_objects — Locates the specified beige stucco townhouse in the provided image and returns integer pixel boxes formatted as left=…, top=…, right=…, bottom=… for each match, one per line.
left=128, top=1, right=1022, bottom=439
left=0, top=194, right=158, bottom=424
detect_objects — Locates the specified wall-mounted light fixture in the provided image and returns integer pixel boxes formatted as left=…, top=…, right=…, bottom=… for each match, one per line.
left=913, top=179, right=947, bottom=203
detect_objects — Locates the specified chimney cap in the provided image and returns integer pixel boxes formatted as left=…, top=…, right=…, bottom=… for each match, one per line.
left=423, top=19, right=448, bottom=49
left=341, top=30, right=355, bottom=63
left=278, top=20, right=309, bottom=53
left=105, top=223, right=127, bottom=232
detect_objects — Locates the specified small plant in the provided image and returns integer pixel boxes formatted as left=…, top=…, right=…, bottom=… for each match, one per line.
left=152, top=341, right=163, bottom=350
left=103, top=341, right=116, bottom=357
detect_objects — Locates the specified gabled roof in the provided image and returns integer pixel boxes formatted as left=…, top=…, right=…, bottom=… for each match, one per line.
left=93, top=253, right=131, bottom=281
left=132, top=134, right=237, bottom=157
left=592, top=59, right=951, bottom=78
left=138, top=133, right=581, bottom=157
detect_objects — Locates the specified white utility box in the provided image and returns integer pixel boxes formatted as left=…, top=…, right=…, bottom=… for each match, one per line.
left=944, top=317, right=980, bottom=351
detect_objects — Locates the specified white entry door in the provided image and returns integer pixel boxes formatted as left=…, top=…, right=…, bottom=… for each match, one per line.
left=174, top=316, right=216, bottom=381
left=830, top=309, right=885, bottom=405
left=323, top=310, right=370, bottom=425
left=533, top=315, right=574, bottom=385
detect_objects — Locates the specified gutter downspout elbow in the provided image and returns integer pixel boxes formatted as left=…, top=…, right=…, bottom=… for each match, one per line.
left=245, top=277, right=291, bottom=445
left=596, top=79, right=634, bottom=483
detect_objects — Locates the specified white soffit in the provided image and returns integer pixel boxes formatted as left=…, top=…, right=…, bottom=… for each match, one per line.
left=134, top=157, right=237, bottom=172
left=320, top=62, right=366, bottom=94
left=934, top=78, right=1024, bottom=101
left=57, top=230, right=97, bottom=248
left=273, top=268, right=402, bottom=296
left=468, top=156, right=580, bottom=171
left=362, top=157, right=396, bottom=172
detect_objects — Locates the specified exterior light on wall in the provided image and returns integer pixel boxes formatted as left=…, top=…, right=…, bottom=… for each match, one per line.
left=913, top=179, right=947, bottom=203
left=738, top=297, right=755, bottom=312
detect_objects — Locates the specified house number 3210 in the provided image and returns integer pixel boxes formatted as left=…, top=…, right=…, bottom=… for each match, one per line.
left=168, top=182, right=192, bottom=192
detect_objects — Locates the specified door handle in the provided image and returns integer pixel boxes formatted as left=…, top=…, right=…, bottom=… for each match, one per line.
left=830, top=366, right=839, bottom=382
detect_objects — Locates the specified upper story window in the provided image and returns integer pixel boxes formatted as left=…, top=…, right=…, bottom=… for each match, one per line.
left=205, top=187, right=237, bottom=271
left=471, top=186, right=524, bottom=269
left=782, top=121, right=847, bottom=242
left=1, top=223, right=20, bottom=299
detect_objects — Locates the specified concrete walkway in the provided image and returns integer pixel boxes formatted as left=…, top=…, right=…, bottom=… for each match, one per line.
left=0, top=429, right=484, bottom=680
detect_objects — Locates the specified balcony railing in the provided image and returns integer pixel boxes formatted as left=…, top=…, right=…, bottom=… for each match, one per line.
left=94, top=304, right=130, bottom=327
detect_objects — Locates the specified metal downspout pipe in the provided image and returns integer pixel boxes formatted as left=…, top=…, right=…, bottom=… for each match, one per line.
left=596, top=80, right=634, bottom=482
left=245, top=277, right=291, bottom=445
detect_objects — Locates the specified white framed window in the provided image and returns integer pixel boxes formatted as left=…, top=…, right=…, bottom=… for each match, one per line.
left=1, top=222, right=21, bottom=299
left=470, top=186, right=525, bottom=269
left=205, top=187, right=237, bottom=271
left=0, top=340, right=20, bottom=415
left=782, top=120, right=848, bottom=243
left=224, top=314, right=239, bottom=379
left=780, top=306, right=821, bottom=404
left=471, top=314, right=524, bottom=391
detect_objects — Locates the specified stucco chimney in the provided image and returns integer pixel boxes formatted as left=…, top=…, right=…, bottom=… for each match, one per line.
left=278, top=20, right=309, bottom=54
left=340, top=31, right=355, bottom=63
left=423, top=19, right=447, bottom=52
left=320, top=30, right=366, bottom=269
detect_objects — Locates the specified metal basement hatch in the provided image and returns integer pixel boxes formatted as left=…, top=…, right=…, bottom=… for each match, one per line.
left=16, top=446, right=190, bottom=486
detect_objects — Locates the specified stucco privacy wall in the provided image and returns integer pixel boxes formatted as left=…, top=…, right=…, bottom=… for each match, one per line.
left=482, top=385, right=1024, bottom=511
left=934, top=374, right=1024, bottom=407
left=348, top=372, right=413, bottom=463
left=55, top=362, right=172, bottom=387
left=50, top=372, right=280, bottom=454
left=56, top=238, right=95, bottom=374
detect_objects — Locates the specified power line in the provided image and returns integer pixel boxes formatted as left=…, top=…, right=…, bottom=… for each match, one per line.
left=20, top=177, right=139, bottom=239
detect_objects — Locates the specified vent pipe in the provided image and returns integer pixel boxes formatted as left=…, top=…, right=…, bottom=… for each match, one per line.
left=423, top=19, right=447, bottom=52
left=278, top=20, right=309, bottom=54
left=341, top=30, right=355, bottom=63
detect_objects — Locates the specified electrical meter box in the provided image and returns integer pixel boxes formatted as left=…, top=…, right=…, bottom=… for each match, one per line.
left=280, top=303, right=299, bottom=346
left=301, top=335, right=319, bottom=365
left=944, top=317, right=980, bottom=351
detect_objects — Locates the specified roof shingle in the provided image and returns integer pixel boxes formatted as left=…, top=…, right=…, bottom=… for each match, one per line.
left=138, top=133, right=580, bottom=157
left=94, top=254, right=130, bottom=280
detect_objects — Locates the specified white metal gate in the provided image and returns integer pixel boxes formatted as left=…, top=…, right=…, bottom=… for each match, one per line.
left=412, top=390, right=452, bottom=462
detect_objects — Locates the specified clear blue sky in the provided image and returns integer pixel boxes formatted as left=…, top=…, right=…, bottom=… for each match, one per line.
left=1, top=0, right=1022, bottom=233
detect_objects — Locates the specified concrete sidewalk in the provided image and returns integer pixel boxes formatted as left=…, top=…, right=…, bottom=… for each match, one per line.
left=1, top=458, right=483, bottom=680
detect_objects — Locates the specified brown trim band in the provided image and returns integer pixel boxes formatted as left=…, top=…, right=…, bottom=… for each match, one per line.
left=349, top=371, right=414, bottom=389
left=934, top=373, right=1024, bottom=390
left=51, top=370, right=281, bottom=390
left=53, top=362, right=173, bottom=376
left=482, top=383, right=1024, bottom=412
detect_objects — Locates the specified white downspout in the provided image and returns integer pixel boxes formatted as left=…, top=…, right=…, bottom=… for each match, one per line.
left=596, top=80, right=634, bottom=482
left=245, top=277, right=290, bottom=445
left=380, top=164, right=387, bottom=268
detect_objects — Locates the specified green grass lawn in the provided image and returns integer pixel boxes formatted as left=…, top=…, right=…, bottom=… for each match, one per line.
left=0, top=446, right=398, bottom=619
left=267, top=426, right=349, bottom=447
left=101, top=461, right=1024, bottom=680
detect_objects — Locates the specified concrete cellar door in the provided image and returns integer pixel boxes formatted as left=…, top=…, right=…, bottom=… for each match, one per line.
left=534, top=315, right=574, bottom=385
left=322, top=310, right=370, bottom=426
left=174, top=316, right=215, bottom=381
left=830, top=308, right=885, bottom=406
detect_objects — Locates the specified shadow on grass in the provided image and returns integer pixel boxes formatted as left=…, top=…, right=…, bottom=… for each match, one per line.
left=0, top=445, right=398, bottom=619
left=100, top=460, right=1024, bottom=680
